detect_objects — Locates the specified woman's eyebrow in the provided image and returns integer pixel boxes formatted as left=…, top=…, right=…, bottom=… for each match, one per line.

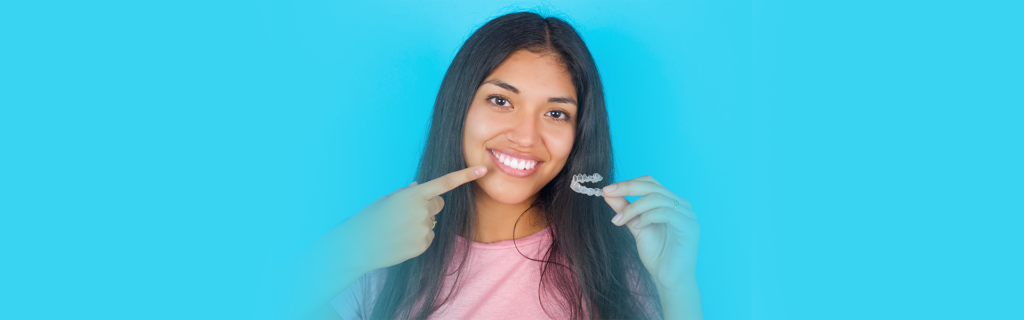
left=548, top=97, right=578, bottom=106
left=483, top=79, right=578, bottom=106
left=483, top=79, right=520, bottom=94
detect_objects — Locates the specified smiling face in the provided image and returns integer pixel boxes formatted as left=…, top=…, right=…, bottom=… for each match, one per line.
left=463, top=49, right=578, bottom=205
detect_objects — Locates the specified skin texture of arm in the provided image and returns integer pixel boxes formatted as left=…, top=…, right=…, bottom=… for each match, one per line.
left=277, top=219, right=370, bottom=320
left=657, top=278, right=704, bottom=320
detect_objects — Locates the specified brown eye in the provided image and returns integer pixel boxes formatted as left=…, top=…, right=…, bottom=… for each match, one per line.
left=487, top=95, right=512, bottom=108
left=548, top=110, right=570, bottom=122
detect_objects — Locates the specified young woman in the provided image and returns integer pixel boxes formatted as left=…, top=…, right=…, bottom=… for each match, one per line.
left=292, top=12, right=702, bottom=320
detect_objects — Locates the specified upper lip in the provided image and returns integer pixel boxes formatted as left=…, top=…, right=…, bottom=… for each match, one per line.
left=489, top=147, right=544, bottom=162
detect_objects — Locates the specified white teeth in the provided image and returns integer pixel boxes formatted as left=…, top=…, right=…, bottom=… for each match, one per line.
left=492, top=149, right=537, bottom=171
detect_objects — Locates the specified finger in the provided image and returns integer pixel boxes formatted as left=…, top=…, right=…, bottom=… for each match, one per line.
left=633, top=174, right=663, bottom=187
left=604, top=181, right=691, bottom=212
left=626, top=207, right=694, bottom=233
left=389, top=181, right=420, bottom=199
left=677, top=201, right=698, bottom=221
left=610, top=192, right=674, bottom=226
left=603, top=180, right=672, bottom=199
left=416, top=166, right=487, bottom=200
left=604, top=194, right=630, bottom=215
left=425, top=212, right=436, bottom=230
left=427, top=196, right=445, bottom=216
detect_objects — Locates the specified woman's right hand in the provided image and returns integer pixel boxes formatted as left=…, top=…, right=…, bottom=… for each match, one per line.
left=342, top=165, right=488, bottom=272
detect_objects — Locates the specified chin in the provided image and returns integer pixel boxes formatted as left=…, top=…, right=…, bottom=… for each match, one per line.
left=479, top=180, right=535, bottom=204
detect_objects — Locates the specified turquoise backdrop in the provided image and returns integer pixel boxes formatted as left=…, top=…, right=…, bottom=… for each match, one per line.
left=1, top=0, right=1019, bottom=319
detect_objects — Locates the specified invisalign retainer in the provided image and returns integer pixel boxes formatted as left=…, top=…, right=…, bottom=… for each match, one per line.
left=571, top=173, right=605, bottom=197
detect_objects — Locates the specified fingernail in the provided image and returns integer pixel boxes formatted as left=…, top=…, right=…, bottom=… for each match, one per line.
left=612, top=214, right=622, bottom=224
left=603, top=184, right=617, bottom=194
left=475, top=166, right=486, bottom=176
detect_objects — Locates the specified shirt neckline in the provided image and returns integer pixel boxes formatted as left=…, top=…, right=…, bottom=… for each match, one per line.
left=456, top=225, right=552, bottom=250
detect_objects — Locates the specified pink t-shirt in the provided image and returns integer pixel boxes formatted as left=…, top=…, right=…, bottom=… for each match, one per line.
left=331, top=226, right=585, bottom=319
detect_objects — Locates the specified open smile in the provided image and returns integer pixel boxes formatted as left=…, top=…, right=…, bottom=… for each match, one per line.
left=489, top=149, right=542, bottom=178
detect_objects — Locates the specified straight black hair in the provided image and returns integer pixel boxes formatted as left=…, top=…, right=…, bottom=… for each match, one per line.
left=368, top=11, right=662, bottom=320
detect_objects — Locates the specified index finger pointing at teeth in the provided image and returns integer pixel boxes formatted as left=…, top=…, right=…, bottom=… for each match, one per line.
left=416, top=166, right=488, bottom=199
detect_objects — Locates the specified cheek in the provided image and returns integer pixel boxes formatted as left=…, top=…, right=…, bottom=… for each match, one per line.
left=543, top=129, right=575, bottom=164
left=464, top=104, right=501, bottom=145
left=464, top=104, right=503, bottom=136
left=463, top=104, right=485, bottom=142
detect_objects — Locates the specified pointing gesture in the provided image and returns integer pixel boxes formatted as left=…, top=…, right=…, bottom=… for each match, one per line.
left=343, top=165, right=488, bottom=272
left=414, top=166, right=489, bottom=200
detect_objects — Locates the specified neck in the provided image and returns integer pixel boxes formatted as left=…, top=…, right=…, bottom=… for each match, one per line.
left=469, top=182, right=548, bottom=243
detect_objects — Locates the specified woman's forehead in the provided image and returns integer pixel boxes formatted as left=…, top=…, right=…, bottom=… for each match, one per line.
left=481, top=51, right=577, bottom=105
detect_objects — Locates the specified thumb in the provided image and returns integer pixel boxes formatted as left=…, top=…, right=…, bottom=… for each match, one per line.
left=604, top=196, right=642, bottom=238
left=604, top=195, right=629, bottom=215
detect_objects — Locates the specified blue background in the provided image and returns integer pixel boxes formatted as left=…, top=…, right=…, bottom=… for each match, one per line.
left=0, top=0, right=1019, bottom=319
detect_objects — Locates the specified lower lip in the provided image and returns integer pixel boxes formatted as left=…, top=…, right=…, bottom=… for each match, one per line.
left=489, top=150, right=541, bottom=178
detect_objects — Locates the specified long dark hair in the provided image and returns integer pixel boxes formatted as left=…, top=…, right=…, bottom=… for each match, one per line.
left=369, top=12, right=662, bottom=320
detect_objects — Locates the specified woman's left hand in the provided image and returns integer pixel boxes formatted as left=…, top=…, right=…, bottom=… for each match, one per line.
left=603, top=175, right=699, bottom=289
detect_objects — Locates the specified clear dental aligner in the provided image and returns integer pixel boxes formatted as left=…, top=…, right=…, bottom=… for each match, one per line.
left=571, top=173, right=605, bottom=197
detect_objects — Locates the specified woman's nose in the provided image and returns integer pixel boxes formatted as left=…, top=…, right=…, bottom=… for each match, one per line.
left=504, top=113, right=539, bottom=147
